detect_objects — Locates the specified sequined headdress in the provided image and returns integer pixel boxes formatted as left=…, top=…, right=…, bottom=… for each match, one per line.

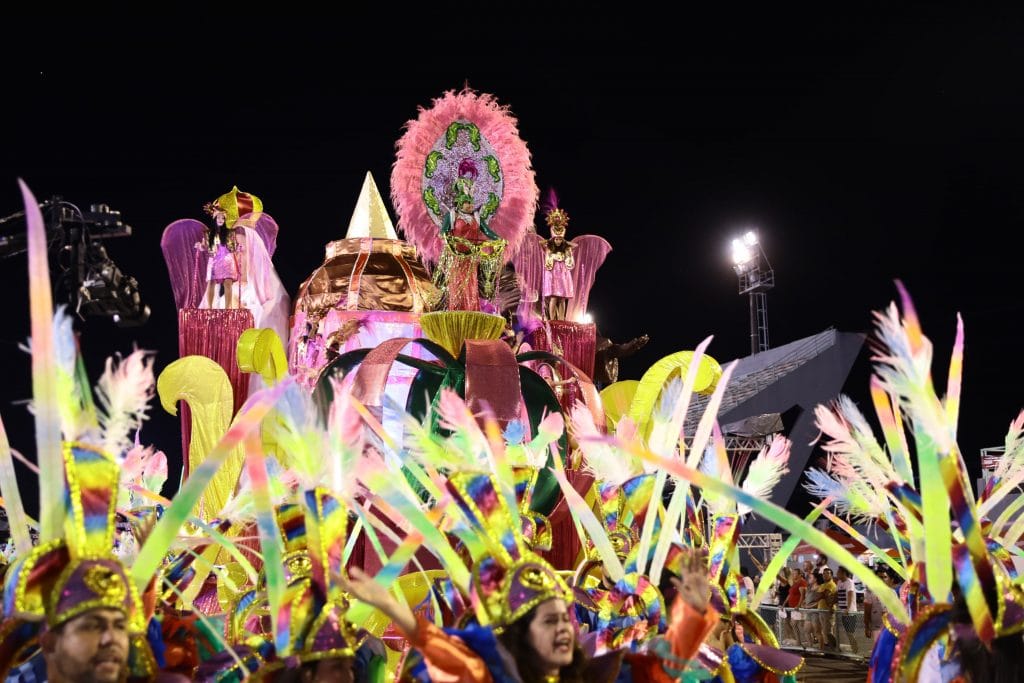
left=204, top=185, right=264, bottom=230
left=542, top=188, right=570, bottom=238
left=4, top=444, right=145, bottom=630
left=203, top=487, right=359, bottom=681
left=446, top=471, right=572, bottom=627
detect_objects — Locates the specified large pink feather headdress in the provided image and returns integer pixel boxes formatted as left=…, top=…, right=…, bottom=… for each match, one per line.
left=391, top=88, right=539, bottom=264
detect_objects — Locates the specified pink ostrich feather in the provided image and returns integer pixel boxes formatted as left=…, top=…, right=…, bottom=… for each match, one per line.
left=391, top=88, right=539, bottom=264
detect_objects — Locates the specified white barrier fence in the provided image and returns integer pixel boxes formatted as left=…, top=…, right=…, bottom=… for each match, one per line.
left=757, top=605, right=876, bottom=660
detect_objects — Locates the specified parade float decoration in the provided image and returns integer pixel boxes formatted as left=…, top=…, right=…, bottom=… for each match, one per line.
left=160, top=187, right=290, bottom=470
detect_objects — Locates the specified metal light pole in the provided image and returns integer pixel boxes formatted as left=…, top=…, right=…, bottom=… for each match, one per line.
left=731, top=230, right=774, bottom=355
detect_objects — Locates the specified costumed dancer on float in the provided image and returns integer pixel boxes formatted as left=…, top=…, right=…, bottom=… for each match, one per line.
left=201, top=198, right=241, bottom=310
left=391, top=88, right=538, bottom=316
left=160, top=186, right=291, bottom=386
left=509, top=191, right=609, bottom=413
left=514, top=190, right=611, bottom=323
left=434, top=159, right=507, bottom=312
left=162, top=185, right=289, bottom=333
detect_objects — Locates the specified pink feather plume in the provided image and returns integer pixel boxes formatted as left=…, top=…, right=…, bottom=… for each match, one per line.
left=391, top=88, right=539, bottom=264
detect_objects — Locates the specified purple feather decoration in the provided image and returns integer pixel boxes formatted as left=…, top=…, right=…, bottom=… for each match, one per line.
left=541, top=188, right=560, bottom=217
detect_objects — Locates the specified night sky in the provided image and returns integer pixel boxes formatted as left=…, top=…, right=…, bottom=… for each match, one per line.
left=2, top=11, right=1023, bottom=515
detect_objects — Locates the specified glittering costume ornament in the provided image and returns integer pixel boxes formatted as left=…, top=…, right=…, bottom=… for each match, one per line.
left=392, top=89, right=538, bottom=313
left=515, top=190, right=611, bottom=323
left=195, top=489, right=366, bottom=681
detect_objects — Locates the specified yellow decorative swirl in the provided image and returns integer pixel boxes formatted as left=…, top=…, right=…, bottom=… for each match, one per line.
left=237, top=328, right=288, bottom=386
left=157, top=356, right=240, bottom=521
left=237, top=328, right=289, bottom=459
left=627, top=351, right=722, bottom=438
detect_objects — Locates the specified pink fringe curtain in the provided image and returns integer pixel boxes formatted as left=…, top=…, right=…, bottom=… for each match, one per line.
left=526, top=321, right=597, bottom=413
left=177, top=308, right=254, bottom=477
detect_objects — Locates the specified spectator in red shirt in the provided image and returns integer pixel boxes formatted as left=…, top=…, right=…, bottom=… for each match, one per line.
left=783, top=567, right=807, bottom=646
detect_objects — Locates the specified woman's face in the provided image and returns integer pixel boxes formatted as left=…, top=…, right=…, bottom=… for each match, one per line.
left=527, top=599, right=574, bottom=671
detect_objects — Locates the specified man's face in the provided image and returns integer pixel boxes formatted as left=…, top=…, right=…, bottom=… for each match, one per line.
left=43, top=608, right=129, bottom=683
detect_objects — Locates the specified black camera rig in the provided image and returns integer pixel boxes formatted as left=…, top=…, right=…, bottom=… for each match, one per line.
left=0, top=197, right=150, bottom=327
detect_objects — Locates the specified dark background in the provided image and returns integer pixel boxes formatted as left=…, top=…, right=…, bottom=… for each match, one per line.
left=2, top=9, right=1023, bottom=516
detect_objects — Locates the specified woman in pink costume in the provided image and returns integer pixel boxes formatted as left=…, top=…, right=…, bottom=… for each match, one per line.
left=541, top=205, right=576, bottom=321
left=200, top=206, right=242, bottom=309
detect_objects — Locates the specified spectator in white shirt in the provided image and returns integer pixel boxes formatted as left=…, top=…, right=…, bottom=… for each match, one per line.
left=835, top=566, right=859, bottom=653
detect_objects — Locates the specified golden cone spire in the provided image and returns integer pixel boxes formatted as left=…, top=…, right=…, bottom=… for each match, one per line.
left=345, top=171, right=397, bottom=239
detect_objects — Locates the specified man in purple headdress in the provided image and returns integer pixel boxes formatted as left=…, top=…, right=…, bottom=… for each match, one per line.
left=40, top=605, right=130, bottom=683
left=4, top=560, right=140, bottom=683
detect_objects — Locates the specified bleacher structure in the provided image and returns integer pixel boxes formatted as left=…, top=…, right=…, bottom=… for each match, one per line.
left=683, top=328, right=866, bottom=532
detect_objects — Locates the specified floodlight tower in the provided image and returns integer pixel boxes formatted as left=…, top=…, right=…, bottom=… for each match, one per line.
left=730, top=230, right=774, bottom=355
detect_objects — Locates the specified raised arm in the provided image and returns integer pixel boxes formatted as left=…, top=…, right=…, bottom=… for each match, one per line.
left=665, top=549, right=719, bottom=662
left=339, top=566, right=417, bottom=637
left=340, top=567, right=493, bottom=683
